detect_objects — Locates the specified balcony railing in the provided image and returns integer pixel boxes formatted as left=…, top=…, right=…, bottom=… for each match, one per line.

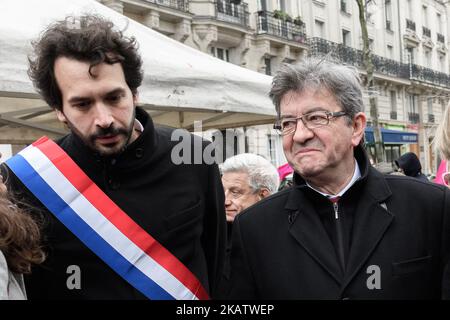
left=428, top=114, right=435, bottom=123
left=308, top=38, right=410, bottom=79
left=256, top=11, right=307, bottom=44
left=216, top=0, right=249, bottom=27
left=438, top=33, right=445, bottom=43
left=406, top=19, right=416, bottom=32
left=143, top=0, right=187, bottom=11
left=423, top=26, right=431, bottom=38
left=410, top=64, right=450, bottom=87
left=390, top=111, right=397, bottom=120
left=309, top=37, right=450, bottom=88
left=408, top=112, right=420, bottom=124
left=372, top=55, right=411, bottom=79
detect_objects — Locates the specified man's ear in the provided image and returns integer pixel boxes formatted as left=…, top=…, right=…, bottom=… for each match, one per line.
left=133, top=92, right=139, bottom=106
left=351, top=112, right=367, bottom=147
left=55, top=108, right=67, bottom=124
left=258, top=188, right=271, bottom=200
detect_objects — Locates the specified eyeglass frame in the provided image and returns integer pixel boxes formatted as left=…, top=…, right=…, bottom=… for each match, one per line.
left=273, top=110, right=349, bottom=136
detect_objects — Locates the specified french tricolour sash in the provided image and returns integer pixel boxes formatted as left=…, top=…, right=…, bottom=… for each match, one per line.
left=6, top=136, right=209, bottom=300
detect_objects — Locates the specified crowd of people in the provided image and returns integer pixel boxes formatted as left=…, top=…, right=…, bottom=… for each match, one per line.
left=2, top=13, right=450, bottom=300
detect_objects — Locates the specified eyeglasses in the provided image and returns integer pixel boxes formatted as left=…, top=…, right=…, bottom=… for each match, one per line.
left=273, top=110, right=348, bottom=136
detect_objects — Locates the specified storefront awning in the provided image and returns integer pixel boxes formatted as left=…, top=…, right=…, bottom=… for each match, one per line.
left=364, top=127, right=418, bottom=144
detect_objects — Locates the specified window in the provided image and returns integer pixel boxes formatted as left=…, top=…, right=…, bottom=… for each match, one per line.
left=440, top=55, right=445, bottom=72
left=406, top=0, right=412, bottom=20
left=314, top=19, right=325, bottom=38
left=342, top=29, right=351, bottom=46
left=427, top=97, right=434, bottom=123
left=264, top=57, right=272, bottom=76
left=422, top=5, right=428, bottom=27
left=390, top=90, right=397, bottom=120
left=385, top=145, right=401, bottom=164
left=267, top=135, right=277, bottom=166
left=369, top=38, right=374, bottom=51
left=424, top=50, right=431, bottom=67
left=211, top=47, right=230, bottom=62
left=406, top=47, right=415, bottom=64
left=217, top=0, right=239, bottom=17
left=278, top=0, right=286, bottom=12
left=390, top=90, right=397, bottom=112
left=437, top=13, right=442, bottom=33
left=427, top=97, right=433, bottom=115
left=366, top=1, right=376, bottom=24
left=385, top=0, right=392, bottom=30
left=387, top=45, right=393, bottom=59
left=259, top=0, right=267, bottom=11
left=408, top=94, right=419, bottom=123
left=341, top=0, right=347, bottom=13
left=409, top=94, right=417, bottom=113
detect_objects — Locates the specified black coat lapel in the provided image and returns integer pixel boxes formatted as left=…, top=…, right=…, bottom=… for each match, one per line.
left=340, top=169, right=394, bottom=293
left=286, top=187, right=343, bottom=284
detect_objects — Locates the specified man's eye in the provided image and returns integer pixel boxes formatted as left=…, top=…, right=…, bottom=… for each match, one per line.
left=107, top=94, right=122, bottom=102
left=74, top=101, right=90, bottom=108
left=281, top=120, right=296, bottom=129
left=231, top=190, right=242, bottom=198
left=307, top=114, right=326, bottom=122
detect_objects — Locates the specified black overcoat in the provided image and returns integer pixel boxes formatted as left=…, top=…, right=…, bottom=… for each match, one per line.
left=2, top=107, right=226, bottom=299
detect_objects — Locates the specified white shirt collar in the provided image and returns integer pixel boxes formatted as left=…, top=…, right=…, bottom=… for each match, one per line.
left=134, top=118, right=144, bottom=133
left=306, top=159, right=361, bottom=198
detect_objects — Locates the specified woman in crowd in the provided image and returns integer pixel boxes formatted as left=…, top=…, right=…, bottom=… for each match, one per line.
left=435, top=104, right=450, bottom=187
left=0, top=172, right=45, bottom=299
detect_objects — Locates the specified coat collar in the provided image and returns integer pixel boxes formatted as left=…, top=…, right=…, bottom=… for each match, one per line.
left=286, top=144, right=392, bottom=210
left=285, top=145, right=394, bottom=287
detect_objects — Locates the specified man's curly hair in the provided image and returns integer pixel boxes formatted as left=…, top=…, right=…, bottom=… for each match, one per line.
left=28, top=14, right=143, bottom=110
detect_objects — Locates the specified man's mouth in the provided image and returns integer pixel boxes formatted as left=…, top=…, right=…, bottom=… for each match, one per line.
left=294, top=148, right=319, bottom=155
left=96, top=134, right=120, bottom=145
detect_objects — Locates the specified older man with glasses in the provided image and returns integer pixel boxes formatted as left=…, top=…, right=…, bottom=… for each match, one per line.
left=222, top=58, right=450, bottom=300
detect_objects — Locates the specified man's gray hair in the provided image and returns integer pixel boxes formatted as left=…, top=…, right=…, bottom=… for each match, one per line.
left=221, top=153, right=280, bottom=194
left=269, top=57, right=364, bottom=125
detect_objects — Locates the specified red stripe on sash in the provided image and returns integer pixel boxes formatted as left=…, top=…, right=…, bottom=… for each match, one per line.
left=32, top=137, right=209, bottom=300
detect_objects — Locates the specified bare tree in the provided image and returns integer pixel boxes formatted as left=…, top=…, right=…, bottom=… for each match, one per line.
left=356, top=0, right=386, bottom=163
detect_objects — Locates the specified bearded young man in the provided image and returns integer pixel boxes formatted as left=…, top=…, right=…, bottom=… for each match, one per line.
left=1, top=15, right=226, bottom=300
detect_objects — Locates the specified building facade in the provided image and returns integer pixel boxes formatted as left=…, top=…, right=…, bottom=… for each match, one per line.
left=99, top=0, right=450, bottom=174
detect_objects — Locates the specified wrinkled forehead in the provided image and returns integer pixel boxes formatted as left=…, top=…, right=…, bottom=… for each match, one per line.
left=280, top=86, right=340, bottom=114
left=221, top=171, right=251, bottom=188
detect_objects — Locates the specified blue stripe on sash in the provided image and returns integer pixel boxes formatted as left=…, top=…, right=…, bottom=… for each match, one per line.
left=7, top=154, right=175, bottom=300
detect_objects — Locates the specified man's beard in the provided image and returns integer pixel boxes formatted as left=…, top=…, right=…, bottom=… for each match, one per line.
left=65, top=110, right=136, bottom=157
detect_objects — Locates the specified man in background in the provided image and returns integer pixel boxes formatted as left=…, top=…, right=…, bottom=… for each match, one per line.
left=395, top=152, right=428, bottom=181
left=221, top=153, right=279, bottom=223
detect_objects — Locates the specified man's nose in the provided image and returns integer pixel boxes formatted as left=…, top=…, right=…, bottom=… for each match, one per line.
left=224, top=192, right=232, bottom=206
left=292, top=119, right=314, bottom=144
left=94, top=103, right=114, bottom=128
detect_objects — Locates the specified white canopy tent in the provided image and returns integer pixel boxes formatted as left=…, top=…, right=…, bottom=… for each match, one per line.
left=0, top=0, right=276, bottom=144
